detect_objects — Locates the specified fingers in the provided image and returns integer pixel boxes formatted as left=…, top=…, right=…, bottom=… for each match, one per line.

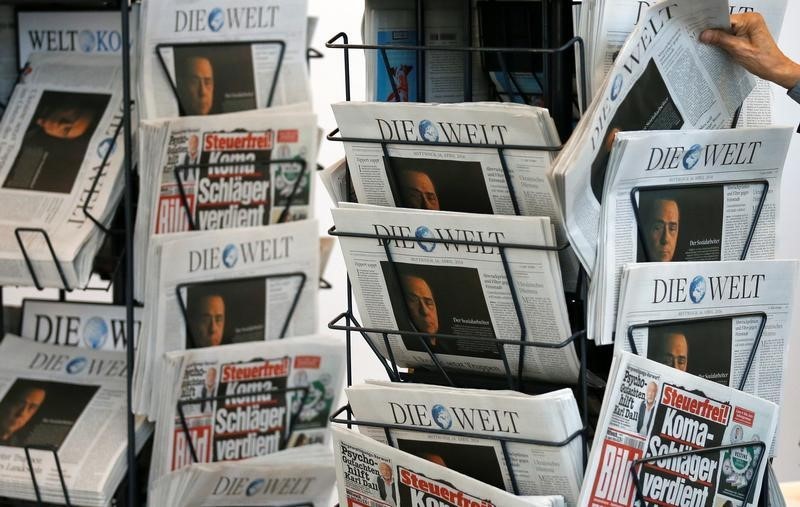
left=699, top=28, right=744, bottom=54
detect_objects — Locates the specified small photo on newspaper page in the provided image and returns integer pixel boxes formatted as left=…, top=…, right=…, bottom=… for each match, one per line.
left=0, top=379, right=99, bottom=449
left=3, top=90, right=110, bottom=194
left=172, top=43, right=257, bottom=116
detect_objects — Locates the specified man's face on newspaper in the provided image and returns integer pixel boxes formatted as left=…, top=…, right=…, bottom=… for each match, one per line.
left=379, top=462, right=393, bottom=482
left=398, top=170, right=440, bottom=210
left=660, top=333, right=688, bottom=371
left=182, top=57, right=214, bottom=115
left=191, top=294, right=225, bottom=347
left=0, top=387, right=45, bottom=438
left=645, top=382, right=657, bottom=405
left=36, top=106, right=94, bottom=140
left=645, top=198, right=679, bottom=261
left=401, top=275, right=439, bottom=335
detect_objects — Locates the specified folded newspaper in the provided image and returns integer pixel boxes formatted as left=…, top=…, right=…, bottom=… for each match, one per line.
left=137, top=0, right=311, bottom=119
left=347, top=380, right=584, bottom=504
left=0, top=335, right=151, bottom=506
left=588, top=126, right=792, bottom=344
left=552, top=0, right=756, bottom=274
left=133, top=106, right=318, bottom=298
left=580, top=350, right=778, bottom=506
left=148, top=334, right=345, bottom=486
left=0, top=52, right=126, bottom=288
left=19, top=299, right=142, bottom=351
left=133, top=219, right=319, bottom=417
left=332, top=203, right=580, bottom=383
left=333, top=426, right=565, bottom=507
left=575, top=0, right=787, bottom=127
left=148, top=444, right=336, bottom=507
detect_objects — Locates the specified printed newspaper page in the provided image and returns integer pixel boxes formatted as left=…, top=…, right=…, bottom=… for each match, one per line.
left=333, top=426, right=565, bottom=507
left=553, top=0, right=755, bottom=273
left=138, top=0, right=310, bottom=120
left=347, top=381, right=584, bottom=504
left=0, top=53, right=126, bottom=288
left=580, top=351, right=778, bottom=507
left=332, top=204, right=580, bottom=383
left=19, top=299, right=142, bottom=351
left=148, top=335, right=345, bottom=485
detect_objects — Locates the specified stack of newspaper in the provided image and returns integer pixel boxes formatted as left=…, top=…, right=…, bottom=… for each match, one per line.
left=347, top=380, right=584, bottom=504
left=137, top=0, right=311, bottom=119
left=133, top=105, right=318, bottom=298
left=588, top=126, right=792, bottom=344
left=149, top=444, right=336, bottom=507
left=0, top=335, right=151, bottom=506
left=575, top=0, right=788, bottom=127
left=332, top=203, right=580, bottom=383
left=0, top=52, right=126, bottom=288
left=133, top=219, right=319, bottom=417
left=580, top=351, right=778, bottom=506
left=552, top=0, right=756, bottom=275
left=148, top=334, right=345, bottom=486
left=334, top=426, right=566, bottom=506
left=614, top=260, right=798, bottom=412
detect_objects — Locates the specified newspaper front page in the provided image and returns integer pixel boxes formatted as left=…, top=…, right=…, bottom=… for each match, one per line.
left=19, top=299, right=142, bottom=351
left=0, top=335, right=150, bottom=506
left=149, top=335, right=345, bottom=486
left=553, top=0, right=755, bottom=274
left=589, top=126, right=792, bottom=344
left=580, top=351, right=778, bottom=506
left=333, top=426, right=565, bottom=507
left=347, top=381, right=584, bottom=504
left=333, top=204, right=580, bottom=383
left=0, top=53, right=126, bottom=288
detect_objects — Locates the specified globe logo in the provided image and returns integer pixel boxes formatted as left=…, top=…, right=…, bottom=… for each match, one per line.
left=66, top=357, right=88, bottom=374
left=689, top=275, right=706, bottom=304
left=683, top=144, right=702, bottom=170
left=431, top=404, right=452, bottom=430
left=208, top=8, right=225, bottom=32
left=419, top=119, right=439, bottom=143
left=414, top=226, right=436, bottom=253
left=97, top=137, right=116, bottom=159
left=610, top=74, right=623, bottom=101
left=222, top=244, right=238, bottom=268
left=83, top=317, right=109, bottom=350
left=78, top=30, right=95, bottom=52
left=245, top=479, right=265, bottom=496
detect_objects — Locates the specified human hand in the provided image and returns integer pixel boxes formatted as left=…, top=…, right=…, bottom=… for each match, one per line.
left=700, top=13, right=800, bottom=89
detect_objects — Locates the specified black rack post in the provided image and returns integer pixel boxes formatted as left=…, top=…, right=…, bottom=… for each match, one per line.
left=23, top=445, right=71, bottom=507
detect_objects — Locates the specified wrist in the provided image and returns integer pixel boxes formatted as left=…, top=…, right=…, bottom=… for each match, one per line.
left=774, top=59, right=800, bottom=89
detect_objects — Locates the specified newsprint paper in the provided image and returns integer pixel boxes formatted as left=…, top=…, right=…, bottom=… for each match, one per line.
left=148, top=334, right=345, bottom=486
left=0, top=335, right=150, bottom=507
left=148, top=444, right=336, bottom=507
left=552, top=0, right=755, bottom=274
left=138, top=0, right=310, bottom=120
left=333, top=426, right=565, bottom=507
left=133, top=219, right=319, bottom=417
left=0, top=53, right=126, bottom=288
left=579, top=351, right=778, bottom=506
left=347, top=381, right=584, bottom=505
left=614, top=260, right=799, bottom=421
left=19, top=299, right=142, bottom=351
left=589, top=126, right=792, bottom=344
left=332, top=204, right=580, bottom=384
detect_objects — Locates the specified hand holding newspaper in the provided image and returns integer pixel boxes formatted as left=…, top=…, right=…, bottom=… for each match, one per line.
left=580, top=351, right=778, bottom=506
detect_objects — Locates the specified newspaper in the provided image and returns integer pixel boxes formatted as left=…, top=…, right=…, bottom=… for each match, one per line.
left=588, top=126, right=792, bottom=344
left=0, top=335, right=151, bottom=506
left=133, top=106, right=317, bottom=297
left=319, top=156, right=348, bottom=205
left=614, top=260, right=798, bottom=417
left=0, top=52, right=126, bottom=288
left=137, top=0, right=310, bottom=120
left=148, top=334, right=345, bottom=486
left=332, top=203, right=580, bottom=383
left=133, top=219, right=319, bottom=418
left=19, top=299, right=142, bottom=351
left=333, top=426, right=565, bottom=507
left=363, top=0, right=490, bottom=103
left=148, top=444, right=336, bottom=507
left=347, top=380, right=584, bottom=504
left=580, top=350, right=778, bottom=506
left=552, top=0, right=756, bottom=274
left=577, top=0, right=787, bottom=127
left=0, top=6, right=15, bottom=111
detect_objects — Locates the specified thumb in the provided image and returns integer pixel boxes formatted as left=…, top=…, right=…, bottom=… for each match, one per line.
left=699, top=28, right=739, bottom=52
